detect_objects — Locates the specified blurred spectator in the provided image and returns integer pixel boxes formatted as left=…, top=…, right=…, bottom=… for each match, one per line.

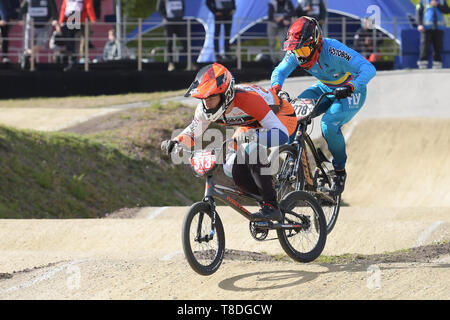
left=102, top=28, right=119, bottom=61
left=296, top=0, right=326, bottom=26
left=157, top=0, right=187, bottom=71
left=20, top=0, right=60, bottom=70
left=94, top=0, right=102, bottom=21
left=416, top=0, right=450, bottom=69
left=0, top=0, right=20, bottom=63
left=267, top=0, right=294, bottom=63
left=59, top=0, right=97, bottom=71
left=206, top=0, right=236, bottom=61
left=353, top=17, right=384, bottom=63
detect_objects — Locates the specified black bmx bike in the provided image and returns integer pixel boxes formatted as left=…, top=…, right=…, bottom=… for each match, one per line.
left=173, top=139, right=327, bottom=276
left=269, top=91, right=342, bottom=234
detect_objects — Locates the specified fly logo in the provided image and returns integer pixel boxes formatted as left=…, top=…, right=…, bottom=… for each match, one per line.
left=347, top=93, right=361, bottom=107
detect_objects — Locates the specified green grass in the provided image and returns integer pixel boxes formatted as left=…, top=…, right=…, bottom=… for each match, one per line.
left=0, top=122, right=203, bottom=218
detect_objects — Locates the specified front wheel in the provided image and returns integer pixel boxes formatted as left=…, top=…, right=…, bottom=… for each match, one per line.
left=181, top=201, right=225, bottom=276
left=277, top=191, right=327, bottom=263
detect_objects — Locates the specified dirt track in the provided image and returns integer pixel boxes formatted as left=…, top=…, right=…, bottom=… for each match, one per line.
left=0, top=70, right=449, bottom=299
left=0, top=207, right=448, bottom=299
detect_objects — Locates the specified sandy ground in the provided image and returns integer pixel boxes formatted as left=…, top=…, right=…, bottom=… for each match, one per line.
left=0, top=207, right=448, bottom=300
left=0, top=70, right=449, bottom=300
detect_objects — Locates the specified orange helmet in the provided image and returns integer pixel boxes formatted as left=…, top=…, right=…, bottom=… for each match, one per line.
left=185, top=63, right=235, bottom=121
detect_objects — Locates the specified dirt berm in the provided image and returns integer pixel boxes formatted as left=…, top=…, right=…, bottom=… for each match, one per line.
left=0, top=70, right=449, bottom=300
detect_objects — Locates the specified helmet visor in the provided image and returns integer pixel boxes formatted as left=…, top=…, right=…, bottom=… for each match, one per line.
left=293, top=45, right=312, bottom=58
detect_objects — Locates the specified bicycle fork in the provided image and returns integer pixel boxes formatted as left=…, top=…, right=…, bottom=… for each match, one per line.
left=195, top=176, right=218, bottom=243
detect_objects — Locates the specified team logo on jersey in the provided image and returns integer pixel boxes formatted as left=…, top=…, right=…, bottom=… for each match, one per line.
left=329, top=47, right=352, bottom=62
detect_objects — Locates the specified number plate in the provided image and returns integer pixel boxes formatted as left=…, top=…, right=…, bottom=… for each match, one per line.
left=291, top=98, right=315, bottom=121
left=191, top=152, right=217, bottom=176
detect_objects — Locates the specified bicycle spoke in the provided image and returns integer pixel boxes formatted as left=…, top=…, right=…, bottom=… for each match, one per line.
left=190, top=212, right=219, bottom=266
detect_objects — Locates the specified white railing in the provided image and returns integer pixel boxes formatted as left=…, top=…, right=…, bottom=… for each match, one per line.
left=0, top=15, right=444, bottom=71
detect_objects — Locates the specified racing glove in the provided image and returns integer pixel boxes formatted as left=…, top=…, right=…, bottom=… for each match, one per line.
left=161, top=140, right=178, bottom=155
left=271, top=84, right=282, bottom=94
left=333, top=85, right=353, bottom=100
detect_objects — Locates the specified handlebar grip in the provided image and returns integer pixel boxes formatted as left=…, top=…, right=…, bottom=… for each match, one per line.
left=278, top=90, right=291, bottom=103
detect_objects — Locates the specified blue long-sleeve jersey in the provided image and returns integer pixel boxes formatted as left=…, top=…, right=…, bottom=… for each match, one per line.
left=271, top=38, right=376, bottom=93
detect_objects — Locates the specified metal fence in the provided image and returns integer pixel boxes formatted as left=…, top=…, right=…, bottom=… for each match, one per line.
left=1, top=15, right=449, bottom=71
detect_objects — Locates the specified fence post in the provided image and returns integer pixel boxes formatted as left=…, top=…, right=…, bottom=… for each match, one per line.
left=172, top=32, right=177, bottom=62
left=372, top=26, right=377, bottom=57
left=116, top=0, right=123, bottom=59
left=237, top=18, right=242, bottom=70
left=187, top=18, right=192, bottom=71
left=30, top=19, right=35, bottom=71
left=393, top=16, right=398, bottom=55
left=342, top=16, right=346, bottom=45
left=138, top=18, right=142, bottom=71
left=84, top=19, right=89, bottom=71
left=324, top=0, right=329, bottom=38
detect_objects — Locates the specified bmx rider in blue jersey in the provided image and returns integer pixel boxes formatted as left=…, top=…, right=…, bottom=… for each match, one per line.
left=270, top=16, right=376, bottom=196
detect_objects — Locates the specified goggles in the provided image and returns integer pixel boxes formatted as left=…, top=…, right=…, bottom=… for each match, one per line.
left=293, top=45, right=312, bottom=58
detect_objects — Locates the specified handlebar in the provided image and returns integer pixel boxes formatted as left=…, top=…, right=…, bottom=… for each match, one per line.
left=279, top=90, right=335, bottom=106
left=314, top=91, right=336, bottom=108
left=279, top=90, right=336, bottom=123
left=173, top=138, right=235, bottom=156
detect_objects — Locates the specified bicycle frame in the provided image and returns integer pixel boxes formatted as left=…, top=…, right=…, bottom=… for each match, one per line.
left=281, top=91, right=338, bottom=203
left=292, top=122, right=332, bottom=190
left=203, top=174, right=262, bottom=221
left=201, top=174, right=306, bottom=231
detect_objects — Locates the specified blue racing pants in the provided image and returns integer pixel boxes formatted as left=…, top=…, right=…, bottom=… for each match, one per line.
left=294, top=82, right=367, bottom=171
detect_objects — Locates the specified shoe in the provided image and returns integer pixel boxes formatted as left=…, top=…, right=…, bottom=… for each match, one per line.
left=251, top=202, right=283, bottom=222
left=330, top=169, right=347, bottom=196
left=63, top=56, right=76, bottom=72
left=21, top=55, right=30, bottom=70
left=63, top=62, right=75, bottom=72
left=417, top=60, right=428, bottom=69
left=168, top=62, right=175, bottom=72
left=2, top=57, right=9, bottom=63
left=432, top=61, right=442, bottom=69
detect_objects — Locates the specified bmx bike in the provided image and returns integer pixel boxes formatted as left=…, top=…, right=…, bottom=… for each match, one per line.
left=173, top=139, right=327, bottom=276
left=269, top=91, right=342, bottom=234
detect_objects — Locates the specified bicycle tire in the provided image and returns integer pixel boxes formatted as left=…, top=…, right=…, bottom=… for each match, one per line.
left=181, top=201, right=225, bottom=276
left=318, top=191, right=341, bottom=234
left=270, top=144, right=302, bottom=201
left=272, top=144, right=341, bottom=234
left=276, top=191, right=327, bottom=263
left=313, top=166, right=342, bottom=234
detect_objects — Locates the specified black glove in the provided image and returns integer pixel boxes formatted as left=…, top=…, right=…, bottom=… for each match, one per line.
left=278, top=90, right=291, bottom=102
left=161, top=140, right=178, bottom=155
left=333, top=85, right=353, bottom=100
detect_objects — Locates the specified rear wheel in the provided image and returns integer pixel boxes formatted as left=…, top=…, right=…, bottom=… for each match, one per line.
left=277, top=191, right=326, bottom=263
left=181, top=202, right=225, bottom=276
left=314, top=167, right=342, bottom=234
left=270, top=145, right=302, bottom=201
